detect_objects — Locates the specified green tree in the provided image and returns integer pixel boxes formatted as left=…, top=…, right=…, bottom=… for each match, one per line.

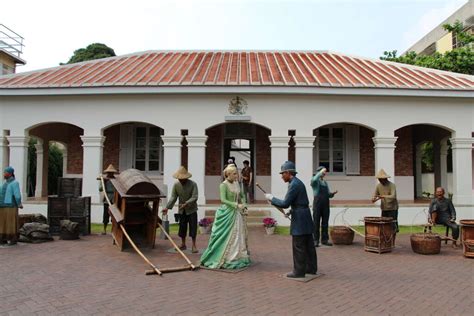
left=421, top=142, right=433, bottom=172
left=381, top=21, right=474, bottom=75
left=26, top=140, right=63, bottom=196
left=48, top=144, right=63, bottom=195
left=27, top=138, right=37, bottom=197
left=63, top=43, right=116, bottom=64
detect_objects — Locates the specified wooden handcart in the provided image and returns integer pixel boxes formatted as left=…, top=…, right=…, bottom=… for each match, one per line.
left=101, top=168, right=197, bottom=276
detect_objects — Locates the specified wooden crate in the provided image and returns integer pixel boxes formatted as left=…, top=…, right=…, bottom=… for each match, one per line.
left=47, top=196, right=91, bottom=235
left=57, top=178, right=82, bottom=198
left=364, top=217, right=395, bottom=254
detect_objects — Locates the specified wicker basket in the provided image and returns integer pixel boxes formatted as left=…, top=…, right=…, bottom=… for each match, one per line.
left=330, top=226, right=355, bottom=245
left=410, top=233, right=441, bottom=255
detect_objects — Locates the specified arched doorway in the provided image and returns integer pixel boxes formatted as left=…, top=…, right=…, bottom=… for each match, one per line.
left=205, top=122, right=271, bottom=203
left=395, top=124, right=452, bottom=200
left=102, top=122, right=164, bottom=177
left=27, top=122, right=84, bottom=198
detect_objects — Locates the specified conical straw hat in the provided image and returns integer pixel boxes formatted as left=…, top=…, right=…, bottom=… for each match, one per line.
left=375, top=169, right=390, bottom=179
left=173, top=166, right=192, bottom=179
left=104, top=164, right=118, bottom=174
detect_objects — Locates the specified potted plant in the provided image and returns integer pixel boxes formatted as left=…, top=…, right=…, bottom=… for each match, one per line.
left=263, top=217, right=277, bottom=235
left=199, top=217, right=213, bottom=234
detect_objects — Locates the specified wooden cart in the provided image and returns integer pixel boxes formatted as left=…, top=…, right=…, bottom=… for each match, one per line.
left=109, top=169, right=165, bottom=251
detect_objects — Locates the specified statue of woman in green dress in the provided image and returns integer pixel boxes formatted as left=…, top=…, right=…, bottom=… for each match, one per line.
left=200, top=164, right=251, bottom=269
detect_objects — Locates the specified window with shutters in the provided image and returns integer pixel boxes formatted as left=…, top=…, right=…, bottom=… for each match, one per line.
left=316, top=127, right=345, bottom=173
left=314, top=125, right=360, bottom=175
left=132, top=125, right=163, bottom=173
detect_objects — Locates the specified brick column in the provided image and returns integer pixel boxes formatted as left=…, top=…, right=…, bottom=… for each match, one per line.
left=81, top=136, right=105, bottom=203
left=433, top=141, right=441, bottom=188
left=439, top=138, right=449, bottom=192
left=34, top=140, right=45, bottom=197
left=450, top=137, right=473, bottom=205
left=7, top=135, right=30, bottom=198
left=293, top=136, right=315, bottom=202
left=186, top=135, right=208, bottom=205
left=372, top=136, right=398, bottom=182
left=415, top=143, right=423, bottom=197
left=162, top=136, right=183, bottom=200
left=269, top=136, right=291, bottom=201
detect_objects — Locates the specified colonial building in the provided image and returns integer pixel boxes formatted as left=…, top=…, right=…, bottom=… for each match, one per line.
left=0, top=24, right=26, bottom=75
left=404, top=0, right=473, bottom=55
left=0, top=50, right=472, bottom=224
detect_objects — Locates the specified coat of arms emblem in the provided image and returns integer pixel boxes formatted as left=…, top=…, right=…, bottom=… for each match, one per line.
left=228, top=96, right=248, bottom=115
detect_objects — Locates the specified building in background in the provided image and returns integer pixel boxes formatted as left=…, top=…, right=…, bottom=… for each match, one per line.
left=404, top=0, right=473, bottom=55
left=0, top=24, right=25, bottom=75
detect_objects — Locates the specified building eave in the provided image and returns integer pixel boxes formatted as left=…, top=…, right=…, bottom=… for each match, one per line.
left=0, top=86, right=473, bottom=98
left=0, top=49, right=26, bottom=65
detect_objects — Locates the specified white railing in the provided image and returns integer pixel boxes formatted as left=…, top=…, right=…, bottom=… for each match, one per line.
left=0, top=24, right=24, bottom=57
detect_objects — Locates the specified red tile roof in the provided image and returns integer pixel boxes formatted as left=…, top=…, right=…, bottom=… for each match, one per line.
left=0, top=51, right=473, bottom=90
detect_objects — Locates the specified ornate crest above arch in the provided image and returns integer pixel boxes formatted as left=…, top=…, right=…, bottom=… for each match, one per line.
left=228, top=96, right=248, bottom=115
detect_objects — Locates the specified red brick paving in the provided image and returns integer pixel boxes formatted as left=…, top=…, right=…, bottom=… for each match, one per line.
left=0, top=228, right=473, bottom=315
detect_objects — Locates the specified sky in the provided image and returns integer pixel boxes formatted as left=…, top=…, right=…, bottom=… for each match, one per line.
left=2, top=0, right=468, bottom=73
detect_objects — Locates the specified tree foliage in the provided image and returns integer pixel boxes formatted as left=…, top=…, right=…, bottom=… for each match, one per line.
left=48, top=144, right=63, bottom=195
left=27, top=139, right=37, bottom=197
left=421, top=142, right=433, bottom=172
left=26, top=139, right=63, bottom=196
left=64, top=43, right=116, bottom=64
left=381, top=21, right=474, bottom=75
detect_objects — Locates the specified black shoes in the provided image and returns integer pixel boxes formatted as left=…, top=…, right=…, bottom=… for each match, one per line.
left=286, top=272, right=305, bottom=278
left=314, top=240, right=332, bottom=246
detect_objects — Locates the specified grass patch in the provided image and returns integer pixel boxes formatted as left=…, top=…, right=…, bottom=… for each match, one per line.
left=274, top=225, right=448, bottom=236
left=91, top=223, right=448, bottom=236
left=91, top=223, right=180, bottom=234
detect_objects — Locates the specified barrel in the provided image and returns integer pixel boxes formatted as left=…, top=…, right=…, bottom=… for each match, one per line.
left=330, top=226, right=354, bottom=245
left=410, top=233, right=441, bottom=255
left=460, top=219, right=474, bottom=258
left=364, top=217, right=395, bottom=254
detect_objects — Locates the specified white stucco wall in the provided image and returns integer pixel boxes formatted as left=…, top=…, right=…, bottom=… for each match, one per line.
left=1, top=94, right=471, bottom=139
left=1, top=93, right=472, bottom=205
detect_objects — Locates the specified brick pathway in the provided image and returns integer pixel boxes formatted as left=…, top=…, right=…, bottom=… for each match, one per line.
left=1, top=229, right=472, bottom=315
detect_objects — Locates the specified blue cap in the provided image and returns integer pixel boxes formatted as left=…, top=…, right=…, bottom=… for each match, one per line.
left=280, top=161, right=297, bottom=174
left=4, top=166, right=14, bottom=174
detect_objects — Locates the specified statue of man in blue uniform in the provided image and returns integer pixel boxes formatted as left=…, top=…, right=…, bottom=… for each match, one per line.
left=265, top=161, right=318, bottom=278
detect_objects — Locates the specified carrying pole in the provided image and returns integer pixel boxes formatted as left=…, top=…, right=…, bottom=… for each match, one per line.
left=156, top=221, right=197, bottom=270
left=100, top=175, right=162, bottom=276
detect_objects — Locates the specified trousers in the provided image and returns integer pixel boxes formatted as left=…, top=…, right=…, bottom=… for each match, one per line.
left=313, top=196, right=330, bottom=242
left=178, top=212, right=198, bottom=239
left=292, top=234, right=318, bottom=276
left=437, top=218, right=460, bottom=240
left=382, top=210, right=399, bottom=233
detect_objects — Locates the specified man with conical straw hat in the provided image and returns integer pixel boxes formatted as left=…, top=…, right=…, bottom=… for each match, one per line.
left=372, top=169, right=399, bottom=233
left=99, top=164, right=118, bottom=235
left=162, top=166, right=199, bottom=253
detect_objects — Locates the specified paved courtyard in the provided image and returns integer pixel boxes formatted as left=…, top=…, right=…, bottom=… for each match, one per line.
left=1, top=228, right=473, bottom=315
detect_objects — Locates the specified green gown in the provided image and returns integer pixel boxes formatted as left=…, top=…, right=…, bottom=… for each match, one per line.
left=200, top=180, right=251, bottom=269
